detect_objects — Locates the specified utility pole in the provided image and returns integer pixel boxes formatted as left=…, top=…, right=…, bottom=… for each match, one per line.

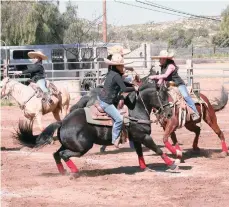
left=102, top=0, right=107, bottom=43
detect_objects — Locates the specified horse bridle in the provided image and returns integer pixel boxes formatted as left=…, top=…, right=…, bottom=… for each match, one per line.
left=138, top=80, right=171, bottom=117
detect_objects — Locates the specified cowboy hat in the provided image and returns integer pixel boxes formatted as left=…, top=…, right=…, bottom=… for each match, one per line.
left=104, top=53, right=133, bottom=66
left=151, top=50, right=175, bottom=59
left=28, top=51, right=48, bottom=60
left=107, top=45, right=131, bottom=56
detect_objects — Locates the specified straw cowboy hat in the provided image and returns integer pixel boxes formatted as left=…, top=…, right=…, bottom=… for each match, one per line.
left=107, top=45, right=131, bottom=56
left=151, top=50, right=175, bottom=59
left=28, top=51, right=48, bottom=60
left=104, top=53, right=133, bottom=65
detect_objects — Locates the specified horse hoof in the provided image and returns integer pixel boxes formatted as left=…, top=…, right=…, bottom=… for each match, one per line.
left=220, top=151, right=228, bottom=158
left=69, top=172, right=80, bottom=180
left=100, top=146, right=106, bottom=153
left=176, top=150, right=183, bottom=158
left=60, top=169, right=68, bottom=176
left=174, top=159, right=181, bottom=164
left=169, top=162, right=178, bottom=170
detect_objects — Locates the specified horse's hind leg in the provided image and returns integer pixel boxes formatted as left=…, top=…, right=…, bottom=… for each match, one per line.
left=184, top=122, right=201, bottom=151
left=53, top=145, right=66, bottom=175
left=35, top=112, right=44, bottom=131
left=59, top=149, right=84, bottom=179
left=141, top=134, right=177, bottom=170
left=62, top=104, right=69, bottom=118
left=203, top=109, right=228, bottom=155
left=52, top=108, right=61, bottom=121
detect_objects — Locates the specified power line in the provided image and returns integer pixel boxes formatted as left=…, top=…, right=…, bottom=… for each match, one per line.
left=114, top=0, right=190, bottom=18
left=139, top=0, right=221, bottom=22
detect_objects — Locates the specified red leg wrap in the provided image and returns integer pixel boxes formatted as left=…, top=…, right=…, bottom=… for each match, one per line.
left=164, top=141, right=176, bottom=154
left=222, top=141, right=228, bottom=153
left=161, top=153, right=173, bottom=166
left=138, top=156, right=146, bottom=169
left=56, top=163, right=65, bottom=174
left=66, top=160, right=79, bottom=173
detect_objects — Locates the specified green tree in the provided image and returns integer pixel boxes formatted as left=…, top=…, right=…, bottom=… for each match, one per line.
left=212, top=5, right=229, bottom=47
left=1, top=1, right=64, bottom=45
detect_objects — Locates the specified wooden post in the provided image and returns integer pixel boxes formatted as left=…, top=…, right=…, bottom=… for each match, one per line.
left=186, top=59, right=193, bottom=86
left=146, top=43, right=151, bottom=70
left=102, top=0, right=107, bottom=43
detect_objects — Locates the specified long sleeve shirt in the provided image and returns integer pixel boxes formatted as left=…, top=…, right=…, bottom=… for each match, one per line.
left=99, top=69, right=135, bottom=104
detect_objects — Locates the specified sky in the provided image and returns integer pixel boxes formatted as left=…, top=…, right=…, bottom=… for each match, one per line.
left=58, top=0, right=229, bottom=26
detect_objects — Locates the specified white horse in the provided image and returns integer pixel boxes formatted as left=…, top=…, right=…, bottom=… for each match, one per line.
left=1, top=77, right=70, bottom=131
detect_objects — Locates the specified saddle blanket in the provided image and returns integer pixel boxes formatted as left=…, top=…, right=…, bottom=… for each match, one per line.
left=84, top=105, right=130, bottom=126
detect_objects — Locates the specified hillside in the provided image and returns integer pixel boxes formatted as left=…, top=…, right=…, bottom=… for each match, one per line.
left=107, top=16, right=221, bottom=48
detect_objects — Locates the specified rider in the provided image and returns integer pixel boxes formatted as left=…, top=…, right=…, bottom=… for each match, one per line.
left=149, top=50, right=200, bottom=121
left=14, top=51, right=53, bottom=104
left=98, top=53, right=139, bottom=148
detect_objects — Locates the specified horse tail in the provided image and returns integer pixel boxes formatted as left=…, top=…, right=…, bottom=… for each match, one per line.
left=211, top=86, right=228, bottom=112
left=14, top=120, right=62, bottom=148
left=200, top=86, right=228, bottom=116
left=13, top=120, right=38, bottom=148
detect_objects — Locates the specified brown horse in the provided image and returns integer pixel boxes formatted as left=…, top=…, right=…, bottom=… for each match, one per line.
left=158, top=86, right=228, bottom=160
left=1, top=77, right=70, bottom=131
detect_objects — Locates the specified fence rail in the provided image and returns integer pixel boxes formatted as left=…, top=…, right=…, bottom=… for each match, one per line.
left=1, top=59, right=229, bottom=95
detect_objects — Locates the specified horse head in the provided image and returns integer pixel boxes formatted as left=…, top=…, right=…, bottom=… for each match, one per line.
left=137, top=79, right=173, bottom=119
left=1, top=77, right=11, bottom=98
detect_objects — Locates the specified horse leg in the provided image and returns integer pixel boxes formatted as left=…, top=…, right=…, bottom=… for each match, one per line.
left=184, top=122, right=201, bottom=151
left=132, top=141, right=147, bottom=170
left=163, top=119, right=182, bottom=158
left=52, top=108, right=61, bottom=121
left=62, top=104, right=69, bottom=118
left=142, top=135, right=177, bottom=170
left=59, top=149, right=83, bottom=179
left=35, top=112, right=44, bottom=131
left=203, top=109, right=228, bottom=155
left=53, top=146, right=66, bottom=175
left=170, top=132, right=182, bottom=152
left=100, top=145, right=107, bottom=153
left=163, top=124, right=182, bottom=154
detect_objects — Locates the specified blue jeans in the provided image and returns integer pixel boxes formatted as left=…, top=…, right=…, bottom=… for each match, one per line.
left=98, top=97, right=123, bottom=144
left=178, top=84, right=198, bottom=114
left=36, top=79, right=49, bottom=93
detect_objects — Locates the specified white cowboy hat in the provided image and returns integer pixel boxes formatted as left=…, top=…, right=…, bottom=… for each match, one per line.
left=107, top=45, right=131, bottom=56
left=151, top=50, right=175, bottom=59
left=104, top=53, right=133, bottom=66
left=28, top=51, right=48, bottom=60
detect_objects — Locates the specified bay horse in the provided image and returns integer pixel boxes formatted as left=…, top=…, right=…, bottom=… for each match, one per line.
left=14, top=81, right=179, bottom=179
left=1, top=77, right=70, bottom=131
left=160, top=86, right=228, bottom=160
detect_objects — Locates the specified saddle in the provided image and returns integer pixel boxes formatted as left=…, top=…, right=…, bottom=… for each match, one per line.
left=29, top=80, right=61, bottom=106
left=167, top=83, right=207, bottom=128
left=84, top=100, right=130, bottom=144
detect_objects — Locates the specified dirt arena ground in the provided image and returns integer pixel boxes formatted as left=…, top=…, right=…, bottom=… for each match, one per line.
left=1, top=63, right=229, bottom=207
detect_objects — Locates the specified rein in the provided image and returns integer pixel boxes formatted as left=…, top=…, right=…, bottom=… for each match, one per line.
left=2, top=79, right=36, bottom=110
left=128, top=83, right=172, bottom=125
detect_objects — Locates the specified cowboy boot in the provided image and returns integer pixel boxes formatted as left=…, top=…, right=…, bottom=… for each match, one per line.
left=113, top=136, right=121, bottom=148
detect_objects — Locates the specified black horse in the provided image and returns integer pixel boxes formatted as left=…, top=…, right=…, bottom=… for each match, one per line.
left=15, top=81, right=176, bottom=179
